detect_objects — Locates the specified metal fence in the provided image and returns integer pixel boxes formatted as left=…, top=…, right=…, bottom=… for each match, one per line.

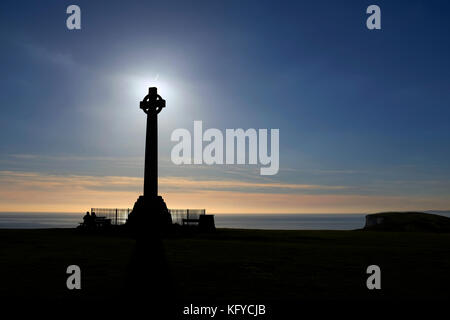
left=169, top=209, right=206, bottom=225
left=91, top=208, right=131, bottom=225
left=90, top=208, right=205, bottom=225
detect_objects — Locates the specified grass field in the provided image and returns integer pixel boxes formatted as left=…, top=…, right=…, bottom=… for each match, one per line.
left=1, top=228, right=449, bottom=302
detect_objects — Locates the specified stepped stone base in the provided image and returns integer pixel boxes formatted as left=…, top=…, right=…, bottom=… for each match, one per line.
left=126, top=195, right=172, bottom=236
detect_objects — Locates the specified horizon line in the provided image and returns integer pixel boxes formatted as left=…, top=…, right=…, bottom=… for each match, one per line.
left=0, top=210, right=448, bottom=215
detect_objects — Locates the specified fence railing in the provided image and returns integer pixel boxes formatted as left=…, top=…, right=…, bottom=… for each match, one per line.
left=90, top=208, right=206, bottom=225
left=91, top=208, right=131, bottom=225
left=169, top=209, right=206, bottom=225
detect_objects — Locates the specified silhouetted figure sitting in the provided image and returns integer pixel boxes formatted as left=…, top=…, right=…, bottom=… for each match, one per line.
left=91, top=212, right=97, bottom=229
left=83, top=211, right=90, bottom=224
left=79, top=211, right=95, bottom=231
left=84, top=211, right=93, bottom=229
left=78, top=211, right=112, bottom=232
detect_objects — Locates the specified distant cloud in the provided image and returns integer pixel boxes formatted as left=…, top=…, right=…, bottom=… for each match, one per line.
left=20, top=42, right=77, bottom=69
left=1, top=171, right=450, bottom=213
left=9, top=153, right=142, bottom=164
left=0, top=170, right=347, bottom=194
left=158, top=177, right=349, bottom=192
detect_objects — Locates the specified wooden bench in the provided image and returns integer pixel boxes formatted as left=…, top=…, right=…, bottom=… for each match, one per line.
left=78, top=217, right=111, bottom=229
left=94, top=217, right=111, bottom=228
left=182, top=218, right=200, bottom=226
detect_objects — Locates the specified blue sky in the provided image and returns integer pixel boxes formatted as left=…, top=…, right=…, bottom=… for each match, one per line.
left=0, top=0, right=449, bottom=213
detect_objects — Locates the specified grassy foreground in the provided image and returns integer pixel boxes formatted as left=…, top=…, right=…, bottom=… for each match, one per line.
left=1, top=228, right=449, bottom=301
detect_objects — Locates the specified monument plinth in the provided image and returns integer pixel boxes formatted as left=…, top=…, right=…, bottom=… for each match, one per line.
left=127, top=87, right=172, bottom=235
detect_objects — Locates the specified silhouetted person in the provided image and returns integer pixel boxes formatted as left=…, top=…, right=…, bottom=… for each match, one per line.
left=82, top=211, right=94, bottom=230
left=91, top=212, right=97, bottom=230
left=83, top=211, right=90, bottom=225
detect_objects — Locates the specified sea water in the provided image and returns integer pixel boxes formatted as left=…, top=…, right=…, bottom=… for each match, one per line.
left=0, top=212, right=449, bottom=230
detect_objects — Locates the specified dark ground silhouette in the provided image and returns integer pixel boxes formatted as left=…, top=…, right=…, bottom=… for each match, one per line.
left=124, top=229, right=177, bottom=317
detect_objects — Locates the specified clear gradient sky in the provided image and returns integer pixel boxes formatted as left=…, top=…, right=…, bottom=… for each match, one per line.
left=0, top=0, right=449, bottom=213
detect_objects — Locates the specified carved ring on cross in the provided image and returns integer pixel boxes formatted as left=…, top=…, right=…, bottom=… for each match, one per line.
left=139, top=87, right=166, bottom=115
